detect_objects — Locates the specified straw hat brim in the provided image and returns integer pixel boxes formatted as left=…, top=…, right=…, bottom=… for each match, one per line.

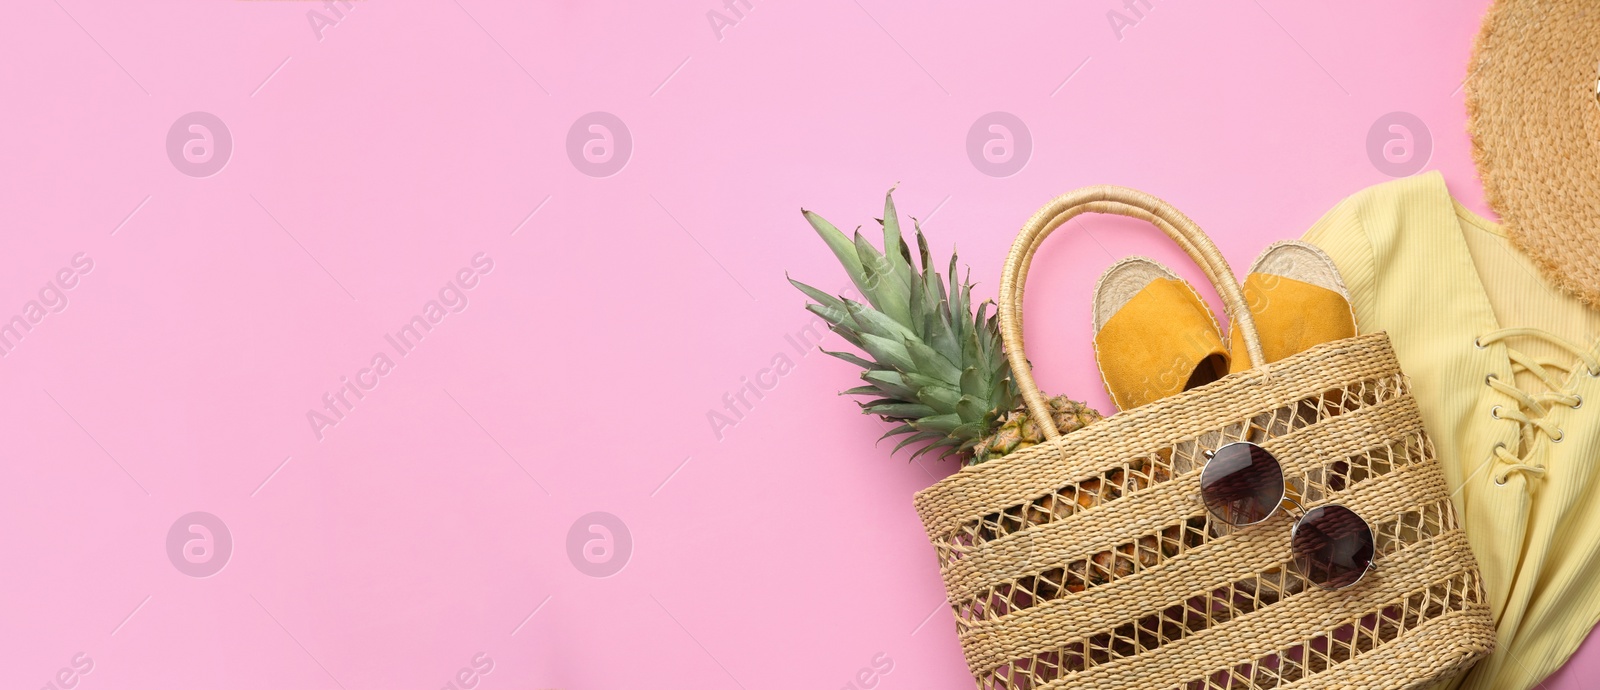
left=1466, top=0, right=1600, bottom=306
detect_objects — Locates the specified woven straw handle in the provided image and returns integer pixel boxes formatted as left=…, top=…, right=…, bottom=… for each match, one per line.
left=999, top=185, right=1265, bottom=439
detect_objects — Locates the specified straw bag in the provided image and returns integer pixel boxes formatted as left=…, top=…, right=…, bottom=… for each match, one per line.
left=912, top=187, right=1496, bottom=689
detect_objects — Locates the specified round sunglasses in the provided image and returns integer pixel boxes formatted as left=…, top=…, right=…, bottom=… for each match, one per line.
left=1200, top=442, right=1376, bottom=590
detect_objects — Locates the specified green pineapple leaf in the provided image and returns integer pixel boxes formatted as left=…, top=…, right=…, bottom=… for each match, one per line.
left=793, top=187, right=1096, bottom=464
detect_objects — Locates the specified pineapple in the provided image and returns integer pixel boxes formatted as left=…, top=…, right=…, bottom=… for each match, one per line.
left=976, top=396, right=1102, bottom=462
left=790, top=187, right=1102, bottom=465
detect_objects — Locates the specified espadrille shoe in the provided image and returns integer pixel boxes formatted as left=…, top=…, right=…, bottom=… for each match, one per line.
left=1226, top=241, right=1358, bottom=373
left=1093, top=257, right=1231, bottom=412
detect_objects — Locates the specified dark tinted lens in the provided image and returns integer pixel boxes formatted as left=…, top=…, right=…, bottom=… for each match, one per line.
left=1291, top=505, right=1375, bottom=589
left=1200, top=443, right=1285, bottom=525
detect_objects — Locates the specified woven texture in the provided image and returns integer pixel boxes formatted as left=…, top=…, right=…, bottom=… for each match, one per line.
left=1466, top=0, right=1600, bottom=306
left=913, top=187, right=1495, bottom=689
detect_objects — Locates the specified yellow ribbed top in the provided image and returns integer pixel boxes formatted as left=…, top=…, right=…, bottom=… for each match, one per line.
left=1303, top=171, right=1600, bottom=690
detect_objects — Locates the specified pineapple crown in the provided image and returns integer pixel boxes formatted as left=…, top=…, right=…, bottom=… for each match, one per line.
left=789, top=188, right=1020, bottom=461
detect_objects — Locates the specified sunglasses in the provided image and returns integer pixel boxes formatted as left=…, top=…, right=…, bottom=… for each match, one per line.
left=1200, top=442, right=1376, bottom=590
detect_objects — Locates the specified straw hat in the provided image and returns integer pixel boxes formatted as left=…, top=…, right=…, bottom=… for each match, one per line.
left=1466, top=0, right=1600, bottom=306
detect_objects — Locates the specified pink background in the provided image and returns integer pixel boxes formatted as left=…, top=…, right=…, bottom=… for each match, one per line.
left=2, top=0, right=1593, bottom=688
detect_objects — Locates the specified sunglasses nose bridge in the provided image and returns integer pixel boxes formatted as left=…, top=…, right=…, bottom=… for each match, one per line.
left=1280, top=494, right=1307, bottom=520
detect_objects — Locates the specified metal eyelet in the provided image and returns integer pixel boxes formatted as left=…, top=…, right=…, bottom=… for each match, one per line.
left=1552, top=429, right=1566, bottom=443
left=1474, top=337, right=1486, bottom=349
left=1485, top=373, right=1499, bottom=386
left=1490, top=405, right=1502, bottom=420
left=1574, top=395, right=1584, bottom=410
left=1494, top=473, right=1509, bottom=486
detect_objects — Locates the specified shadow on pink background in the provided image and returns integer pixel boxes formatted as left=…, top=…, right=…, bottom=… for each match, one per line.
left=2, top=0, right=1594, bottom=688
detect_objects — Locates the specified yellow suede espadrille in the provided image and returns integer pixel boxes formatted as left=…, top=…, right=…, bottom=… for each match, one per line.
left=1226, top=240, right=1358, bottom=373
left=1092, top=257, right=1231, bottom=411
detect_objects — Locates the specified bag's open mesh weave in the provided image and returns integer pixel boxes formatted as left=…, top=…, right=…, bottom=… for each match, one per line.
left=914, top=334, right=1495, bottom=690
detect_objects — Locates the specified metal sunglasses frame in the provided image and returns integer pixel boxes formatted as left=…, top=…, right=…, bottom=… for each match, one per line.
left=1201, top=441, right=1378, bottom=590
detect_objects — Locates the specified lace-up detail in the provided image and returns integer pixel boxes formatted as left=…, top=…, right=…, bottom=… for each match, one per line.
left=1479, top=328, right=1600, bottom=485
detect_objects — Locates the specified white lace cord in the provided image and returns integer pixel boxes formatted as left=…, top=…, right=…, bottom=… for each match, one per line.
left=1478, top=328, right=1600, bottom=485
